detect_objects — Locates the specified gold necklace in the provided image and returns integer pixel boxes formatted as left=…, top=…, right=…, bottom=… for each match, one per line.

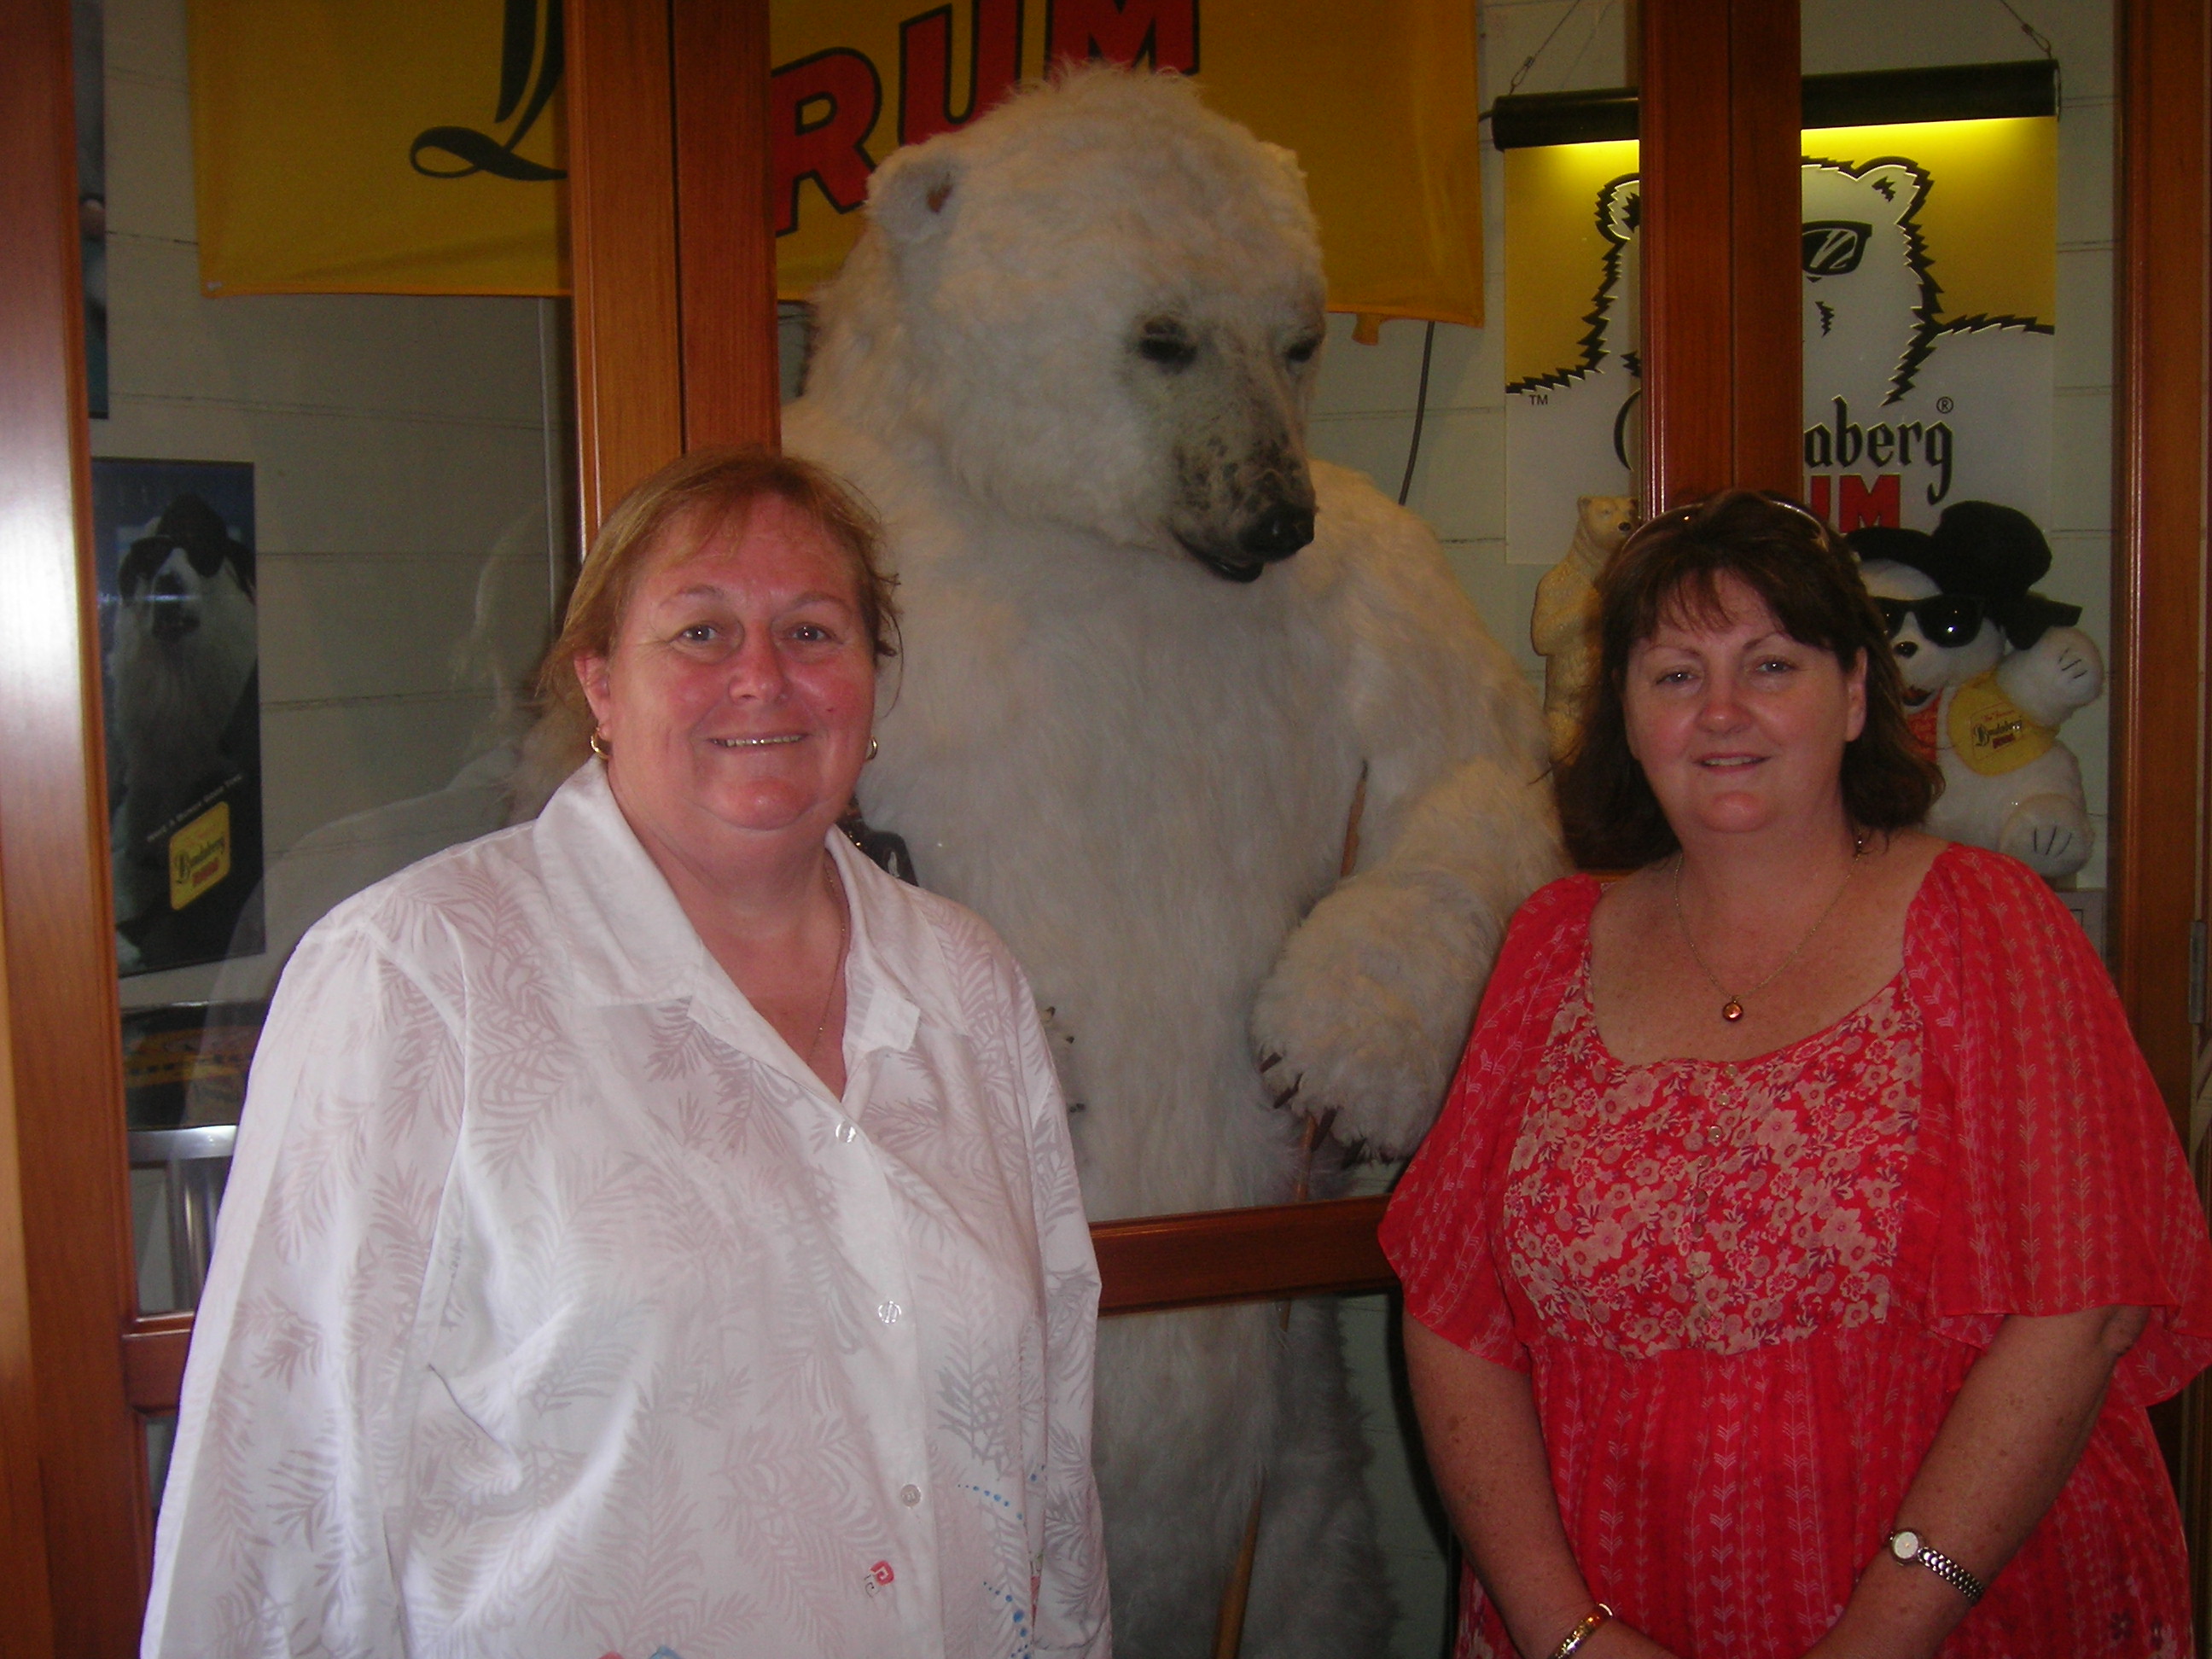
left=806, top=856, right=851, bottom=1067
left=1672, top=834, right=1866, bottom=1023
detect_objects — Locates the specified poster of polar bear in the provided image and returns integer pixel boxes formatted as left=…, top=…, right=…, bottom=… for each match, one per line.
left=1504, top=116, right=2056, bottom=559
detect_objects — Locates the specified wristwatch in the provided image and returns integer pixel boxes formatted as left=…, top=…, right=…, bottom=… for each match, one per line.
left=1886, top=1528, right=1986, bottom=1605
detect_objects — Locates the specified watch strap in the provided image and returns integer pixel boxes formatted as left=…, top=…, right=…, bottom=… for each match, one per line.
left=1887, top=1529, right=1986, bottom=1605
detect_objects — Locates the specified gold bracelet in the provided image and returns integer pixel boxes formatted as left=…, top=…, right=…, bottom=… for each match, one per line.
left=1546, top=1603, right=1614, bottom=1659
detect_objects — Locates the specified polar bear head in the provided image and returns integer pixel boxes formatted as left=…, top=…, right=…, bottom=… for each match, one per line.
left=1569, top=493, right=1637, bottom=574
left=1800, top=158, right=1936, bottom=405
left=804, top=67, right=1329, bottom=581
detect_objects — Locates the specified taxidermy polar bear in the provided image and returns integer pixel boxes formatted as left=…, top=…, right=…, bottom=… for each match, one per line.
left=784, top=68, right=1561, bottom=1656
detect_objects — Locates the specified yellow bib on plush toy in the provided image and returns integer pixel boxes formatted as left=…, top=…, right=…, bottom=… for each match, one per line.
left=1947, top=667, right=2058, bottom=776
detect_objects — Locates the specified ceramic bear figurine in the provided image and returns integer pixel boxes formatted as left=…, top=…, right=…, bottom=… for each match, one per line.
left=1531, top=495, right=1637, bottom=760
left=1853, top=502, right=2104, bottom=880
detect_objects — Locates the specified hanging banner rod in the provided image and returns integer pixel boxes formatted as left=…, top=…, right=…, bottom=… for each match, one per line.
left=1492, top=58, right=2059, bottom=149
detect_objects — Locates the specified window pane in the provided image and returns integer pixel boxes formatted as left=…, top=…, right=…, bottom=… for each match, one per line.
left=96, top=0, right=578, bottom=1354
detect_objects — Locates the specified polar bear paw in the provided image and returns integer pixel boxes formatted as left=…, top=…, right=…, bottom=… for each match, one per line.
left=1997, top=793, right=2094, bottom=880
left=1249, top=888, right=1483, bottom=1161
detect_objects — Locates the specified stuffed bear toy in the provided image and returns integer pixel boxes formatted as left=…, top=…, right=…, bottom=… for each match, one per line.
left=1852, top=501, right=2104, bottom=879
left=1531, top=494, right=1637, bottom=759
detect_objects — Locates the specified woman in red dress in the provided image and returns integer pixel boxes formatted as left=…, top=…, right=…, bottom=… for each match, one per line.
left=1382, top=492, right=2212, bottom=1659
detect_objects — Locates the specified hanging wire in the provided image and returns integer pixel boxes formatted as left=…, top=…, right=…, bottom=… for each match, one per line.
left=1989, top=0, right=2059, bottom=114
left=1993, top=0, right=2056, bottom=61
left=1397, top=322, right=1437, bottom=507
left=1505, top=0, right=1595, bottom=99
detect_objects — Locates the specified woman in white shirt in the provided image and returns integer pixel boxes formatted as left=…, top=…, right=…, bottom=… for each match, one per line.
left=144, top=448, right=1113, bottom=1659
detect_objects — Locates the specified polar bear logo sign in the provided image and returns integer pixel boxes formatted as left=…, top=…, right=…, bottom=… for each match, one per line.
left=1508, top=146, right=2052, bottom=552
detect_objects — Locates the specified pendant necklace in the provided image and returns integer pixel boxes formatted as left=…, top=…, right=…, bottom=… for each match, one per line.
left=1673, top=833, right=1866, bottom=1023
left=806, top=856, right=852, bottom=1068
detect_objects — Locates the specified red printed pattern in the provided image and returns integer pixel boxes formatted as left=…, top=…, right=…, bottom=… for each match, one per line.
left=1382, top=847, right=2212, bottom=1659
left=1503, top=971, right=1919, bottom=1359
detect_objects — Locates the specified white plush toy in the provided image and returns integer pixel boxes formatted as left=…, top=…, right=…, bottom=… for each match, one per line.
left=1530, top=494, right=1637, bottom=759
left=784, top=67, right=1562, bottom=1658
left=1853, top=502, right=2104, bottom=880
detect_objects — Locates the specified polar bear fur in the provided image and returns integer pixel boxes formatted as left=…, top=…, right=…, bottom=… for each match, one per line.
left=784, top=68, right=1561, bottom=1656
left=1531, top=494, right=1637, bottom=760
left=1858, top=557, right=2102, bottom=877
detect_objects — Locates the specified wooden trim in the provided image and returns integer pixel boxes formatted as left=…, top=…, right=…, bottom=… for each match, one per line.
left=568, top=0, right=782, bottom=542
left=566, top=0, right=686, bottom=538
left=0, top=0, right=151, bottom=1647
left=120, top=1316, right=195, bottom=1418
left=122, top=1201, right=1400, bottom=1416
left=1092, top=1196, right=1395, bottom=1316
left=1639, top=0, right=1733, bottom=509
left=2114, top=0, right=2209, bottom=1140
left=1726, top=0, right=1801, bottom=495
left=2116, top=0, right=2212, bottom=1628
left=672, top=0, right=781, bottom=450
left=1638, top=0, right=1802, bottom=508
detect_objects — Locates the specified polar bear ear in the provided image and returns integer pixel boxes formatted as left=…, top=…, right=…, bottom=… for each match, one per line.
left=1599, top=177, right=1641, bottom=245
left=870, top=146, right=967, bottom=247
left=1852, top=160, right=1930, bottom=224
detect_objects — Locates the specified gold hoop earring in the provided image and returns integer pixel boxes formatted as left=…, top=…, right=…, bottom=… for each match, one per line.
left=589, top=728, right=611, bottom=761
left=865, top=736, right=880, bottom=762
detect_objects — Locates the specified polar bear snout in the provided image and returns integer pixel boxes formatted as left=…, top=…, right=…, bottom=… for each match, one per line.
left=1171, top=463, right=1316, bottom=581
left=1241, top=498, right=1317, bottom=560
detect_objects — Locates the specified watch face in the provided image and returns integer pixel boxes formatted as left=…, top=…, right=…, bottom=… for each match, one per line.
left=1890, top=1530, right=1921, bottom=1561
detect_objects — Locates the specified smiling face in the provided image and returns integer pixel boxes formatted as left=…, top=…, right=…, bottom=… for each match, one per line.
left=1623, top=573, right=1867, bottom=845
left=576, top=494, right=876, bottom=875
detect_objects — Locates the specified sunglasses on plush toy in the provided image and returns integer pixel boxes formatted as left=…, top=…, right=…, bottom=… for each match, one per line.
left=1876, top=594, right=1984, bottom=647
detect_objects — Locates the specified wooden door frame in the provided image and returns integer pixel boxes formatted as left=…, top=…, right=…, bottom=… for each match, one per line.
left=1639, top=0, right=1803, bottom=506
left=568, top=0, right=780, bottom=535
left=0, top=0, right=153, bottom=1649
left=2117, top=0, right=2212, bottom=1626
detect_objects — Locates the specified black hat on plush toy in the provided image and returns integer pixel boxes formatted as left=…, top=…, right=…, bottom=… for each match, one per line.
left=1926, top=501, right=2078, bottom=649
left=1845, top=502, right=2078, bottom=649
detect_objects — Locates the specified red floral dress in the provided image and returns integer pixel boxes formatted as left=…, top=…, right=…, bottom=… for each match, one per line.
left=1382, top=844, right=2212, bottom=1659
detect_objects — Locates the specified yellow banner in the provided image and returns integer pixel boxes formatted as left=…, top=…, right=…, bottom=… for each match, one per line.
left=189, top=0, right=569, bottom=297
left=189, top=0, right=1481, bottom=323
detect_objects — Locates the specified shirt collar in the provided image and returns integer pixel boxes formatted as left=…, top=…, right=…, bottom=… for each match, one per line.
left=534, top=761, right=925, bottom=1062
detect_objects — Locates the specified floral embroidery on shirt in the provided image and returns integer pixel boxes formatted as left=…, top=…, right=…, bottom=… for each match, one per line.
left=1502, top=969, right=1922, bottom=1358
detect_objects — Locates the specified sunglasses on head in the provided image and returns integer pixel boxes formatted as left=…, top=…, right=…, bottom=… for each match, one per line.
left=118, top=533, right=231, bottom=597
left=1802, top=220, right=1872, bottom=277
left=1876, top=594, right=1984, bottom=647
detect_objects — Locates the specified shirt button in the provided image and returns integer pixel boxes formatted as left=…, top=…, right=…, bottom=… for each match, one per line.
left=878, top=1301, right=903, bottom=1324
left=835, top=1121, right=859, bottom=1143
left=900, top=1484, right=922, bottom=1507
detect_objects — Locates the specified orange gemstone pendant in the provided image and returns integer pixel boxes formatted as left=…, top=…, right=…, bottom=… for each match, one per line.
left=1721, top=998, right=1745, bottom=1022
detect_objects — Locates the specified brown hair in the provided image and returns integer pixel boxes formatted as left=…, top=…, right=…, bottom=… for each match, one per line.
left=537, top=445, right=899, bottom=735
left=1555, top=489, right=1939, bottom=868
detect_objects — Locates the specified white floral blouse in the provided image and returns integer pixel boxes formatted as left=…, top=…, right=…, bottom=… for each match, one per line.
left=143, top=762, right=1111, bottom=1659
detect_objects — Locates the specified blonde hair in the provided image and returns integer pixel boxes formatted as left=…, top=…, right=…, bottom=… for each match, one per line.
left=537, top=445, right=899, bottom=737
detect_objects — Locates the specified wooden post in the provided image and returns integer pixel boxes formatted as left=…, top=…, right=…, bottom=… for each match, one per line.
left=2114, top=0, right=2211, bottom=1636
left=1637, top=0, right=1802, bottom=509
left=673, top=0, right=782, bottom=451
left=2112, top=0, right=2208, bottom=1141
left=564, top=0, right=684, bottom=539
left=565, top=0, right=782, bottom=544
left=0, top=0, right=148, bottom=1649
